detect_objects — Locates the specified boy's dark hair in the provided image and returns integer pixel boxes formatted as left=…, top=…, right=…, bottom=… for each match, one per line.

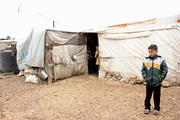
left=148, top=44, right=158, bottom=50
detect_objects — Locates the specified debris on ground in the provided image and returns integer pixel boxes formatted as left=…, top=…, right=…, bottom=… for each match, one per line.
left=104, top=71, right=175, bottom=87
left=104, top=72, right=144, bottom=85
left=162, top=81, right=172, bottom=88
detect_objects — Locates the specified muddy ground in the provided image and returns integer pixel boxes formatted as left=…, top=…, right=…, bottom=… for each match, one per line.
left=0, top=74, right=180, bottom=120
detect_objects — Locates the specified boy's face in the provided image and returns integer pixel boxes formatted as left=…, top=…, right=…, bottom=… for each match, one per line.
left=148, top=49, right=158, bottom=57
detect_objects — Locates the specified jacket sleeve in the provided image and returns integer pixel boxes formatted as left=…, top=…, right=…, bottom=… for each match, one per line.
left=141, top=63, right=147, bottom=79
left=160, top=60, right=168, bottom=80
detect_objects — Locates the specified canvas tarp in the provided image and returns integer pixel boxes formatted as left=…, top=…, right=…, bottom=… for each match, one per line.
left=46, top=30, right=86, bottom=45
left=17, top=27, right=46, bottom=70
left=98, top=16, right=180, bottom=83
left=52, top=45, right=87, bottom=80
left=46, top=31, right=78, bottom=44
left=45, top=30, right=87, bottom=80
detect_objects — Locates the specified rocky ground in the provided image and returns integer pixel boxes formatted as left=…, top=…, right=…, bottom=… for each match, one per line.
left=0, top=74, right=180, bottom=120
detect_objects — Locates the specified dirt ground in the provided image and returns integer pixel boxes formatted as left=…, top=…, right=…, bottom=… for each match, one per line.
left=0, top=74, right=180, bottom=120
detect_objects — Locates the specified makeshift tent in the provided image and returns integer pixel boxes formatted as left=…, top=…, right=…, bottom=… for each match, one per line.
left=17, top=14, right=180, bottom=85
left=98, top=15, right=180, bottom=84
left=17, top=29, right=88, bottom=83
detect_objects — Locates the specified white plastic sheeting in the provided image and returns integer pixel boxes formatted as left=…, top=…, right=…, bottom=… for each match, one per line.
left=47, top=31, right=77, bottom=44
left=103, top=16, right=179, bottom=34
left=98, top=15, right=180, bottom=83
left=52, top=45, right=87, bottom=80
left=47, top=32, right=87, bottom=80
left=101, top=31, right=151, bottom=40
left=17, top=27, right=46, bottom=70
left=52, top=45, right=87, bottom=65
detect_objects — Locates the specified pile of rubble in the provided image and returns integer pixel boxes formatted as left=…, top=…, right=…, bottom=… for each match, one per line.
left=104, top=71, right=173, bottom=87
left=104, top=71, right=122, bottom=81
left=104, top=71, right=144, bottom=85
left=161, top=81, right=179, bottom=88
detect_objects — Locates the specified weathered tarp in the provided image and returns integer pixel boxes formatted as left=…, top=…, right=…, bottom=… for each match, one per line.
left=17, top=27, right=46, bottom=70
left=98, top=15, right=180, bottom=84
left=47, top=31, right=78, bottom=44
left=45, top=30, right=87, bottom=80
left=16, top=28, right=86, bottom=71
left=52, top=45, right=87, bottom=80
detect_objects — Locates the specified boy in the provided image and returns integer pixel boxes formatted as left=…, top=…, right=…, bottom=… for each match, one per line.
left=141, top=44, right=168, bottom=115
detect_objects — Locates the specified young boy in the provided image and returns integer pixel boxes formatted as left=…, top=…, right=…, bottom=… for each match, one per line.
left=141, top=44, right=168, bottom=115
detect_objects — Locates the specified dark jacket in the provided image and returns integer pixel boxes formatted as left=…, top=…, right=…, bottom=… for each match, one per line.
left=141, top=55, right=168, bottom=86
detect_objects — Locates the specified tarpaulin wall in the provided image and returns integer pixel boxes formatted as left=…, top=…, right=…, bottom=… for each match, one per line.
left=45, top=30, right=88, bottom=80
left=98, top=18, right=180, bottom=84
left=17, top=27, right=45, bottom=70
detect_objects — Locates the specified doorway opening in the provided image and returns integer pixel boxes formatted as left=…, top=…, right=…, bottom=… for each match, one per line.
left=86, top=33, right=99, bottom=75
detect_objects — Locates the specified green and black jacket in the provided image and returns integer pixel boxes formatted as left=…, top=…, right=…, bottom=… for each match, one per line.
left=141, top=55, right=168, bottom=86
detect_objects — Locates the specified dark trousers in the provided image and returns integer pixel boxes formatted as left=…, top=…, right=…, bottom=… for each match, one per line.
left=88, top=62, right=93, bottom=74
left=145, top=84, right=161, bottom=111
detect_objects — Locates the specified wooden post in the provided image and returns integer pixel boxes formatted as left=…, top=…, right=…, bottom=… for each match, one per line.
left=44, top=32, right=54, bottom=85
left=45, top=45, right=53, bottom=85
left=48, top=64, right=53, bottom=85
left=37, top=68, right=42, bottom=85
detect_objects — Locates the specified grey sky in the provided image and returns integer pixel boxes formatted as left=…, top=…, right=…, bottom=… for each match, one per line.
left=0, top=0, right=180, bottom=38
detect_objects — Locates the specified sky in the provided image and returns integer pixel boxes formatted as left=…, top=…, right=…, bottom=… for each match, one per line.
left=0, top=0, right=180, bottom=38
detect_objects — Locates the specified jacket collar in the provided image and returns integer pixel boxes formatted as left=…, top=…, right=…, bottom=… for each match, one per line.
left=146, top=55, right=161, bottom=59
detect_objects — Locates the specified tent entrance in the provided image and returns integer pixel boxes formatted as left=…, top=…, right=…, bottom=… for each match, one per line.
left=86, top=33, right=99, bottom=75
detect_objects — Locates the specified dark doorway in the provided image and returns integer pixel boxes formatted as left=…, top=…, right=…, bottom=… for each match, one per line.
left=86, top=33, right=99, bottom=75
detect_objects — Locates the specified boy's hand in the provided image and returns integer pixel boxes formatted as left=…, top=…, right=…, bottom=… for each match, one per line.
left=159, top=75, right=163, bottom=82
left=142, top=78, right=146, bottom=83
left=160, top=78, right=163, bottom=82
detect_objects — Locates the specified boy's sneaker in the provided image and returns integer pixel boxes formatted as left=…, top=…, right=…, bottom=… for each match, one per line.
left=153, top=110, right=160, bottom=115
left=144, top=109, right=150, bottom=114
